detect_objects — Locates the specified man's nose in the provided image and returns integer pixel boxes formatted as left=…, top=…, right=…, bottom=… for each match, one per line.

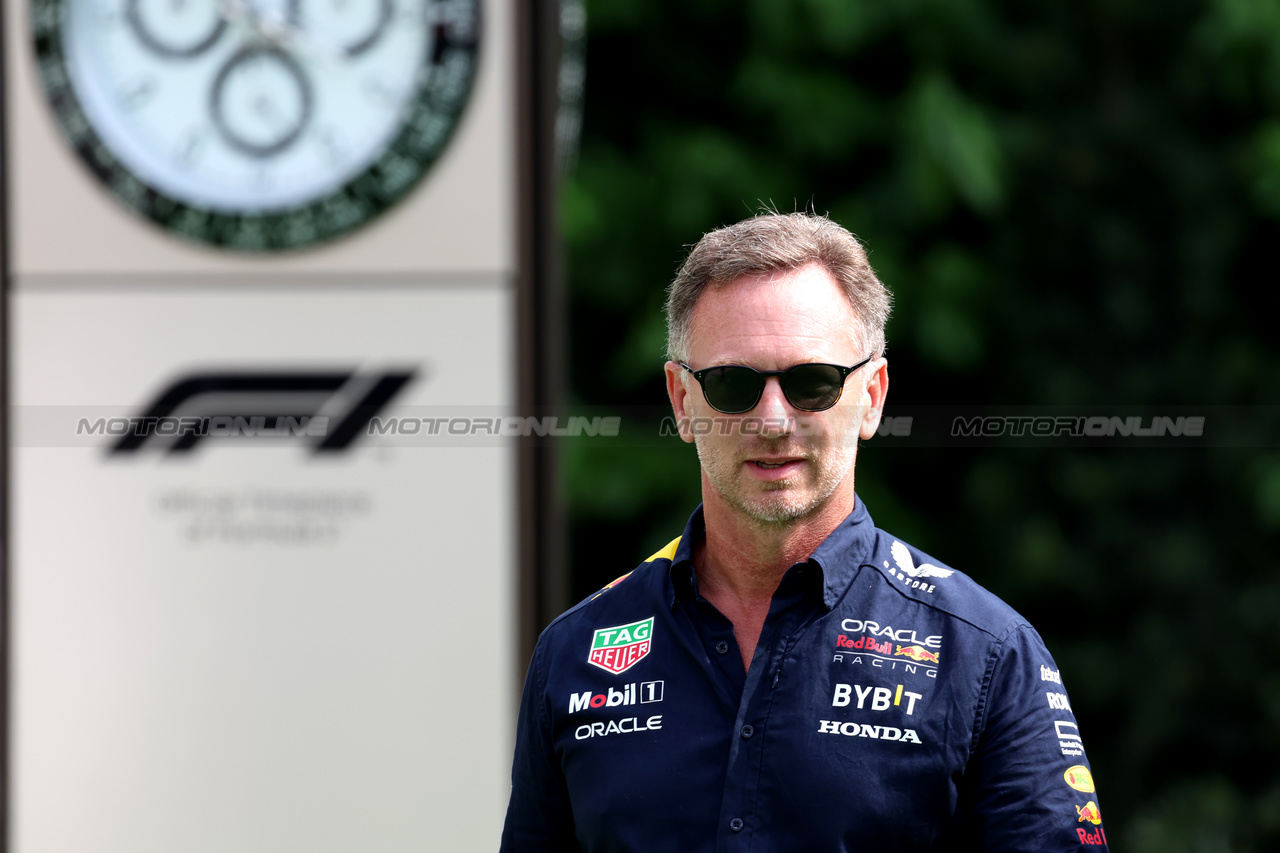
left=755, top=377, right=794, bottom=435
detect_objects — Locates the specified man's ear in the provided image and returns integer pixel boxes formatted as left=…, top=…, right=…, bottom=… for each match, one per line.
left=664, top=361, right=696, bottom=444
left=858, top=357, right=889, bottom=441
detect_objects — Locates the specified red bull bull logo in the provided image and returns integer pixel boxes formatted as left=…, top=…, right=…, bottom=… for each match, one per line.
left=894, top=644, right=940, bottom=664
left=1076, top=801, right=1102, bottom=825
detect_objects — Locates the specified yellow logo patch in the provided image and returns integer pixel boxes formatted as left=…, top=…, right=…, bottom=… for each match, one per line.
left=1064, top=765, right=1096, bottom=793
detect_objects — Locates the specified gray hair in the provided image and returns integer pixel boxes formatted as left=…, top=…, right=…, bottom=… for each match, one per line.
left=664, top=212, right=892, bottom=363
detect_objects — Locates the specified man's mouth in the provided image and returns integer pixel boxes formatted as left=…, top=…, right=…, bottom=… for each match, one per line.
left=747, top=457, right=804, bottom=472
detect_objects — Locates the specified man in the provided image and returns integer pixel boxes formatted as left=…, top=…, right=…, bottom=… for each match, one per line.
left=501, top=213, right=1108, bottom=851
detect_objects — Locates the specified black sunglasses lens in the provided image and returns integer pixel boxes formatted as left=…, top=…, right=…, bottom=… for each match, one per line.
left=702, top=366, right=764, bottom=413
left=781, top=364, right=845, bottom=411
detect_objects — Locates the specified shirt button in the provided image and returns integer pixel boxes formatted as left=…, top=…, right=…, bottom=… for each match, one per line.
left=741, top=725, right=754, bottom=739
left=730, top=818, right=744, bottom=832
left=715, top=641, right=729, bottom=655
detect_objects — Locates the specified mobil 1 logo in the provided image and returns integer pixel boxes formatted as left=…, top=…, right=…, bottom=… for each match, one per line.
left=569, top=681, right=664, bottom=714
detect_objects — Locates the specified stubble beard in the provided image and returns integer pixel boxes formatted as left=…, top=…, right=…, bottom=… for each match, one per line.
left=694, top=433, right=858, bottom=527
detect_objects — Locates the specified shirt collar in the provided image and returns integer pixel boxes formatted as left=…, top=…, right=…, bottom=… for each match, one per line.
left=809, top=497, right=877, bottom=609
left=667, top=507, right=703, bottom=609
left=665, top=497, right=877, bottom=611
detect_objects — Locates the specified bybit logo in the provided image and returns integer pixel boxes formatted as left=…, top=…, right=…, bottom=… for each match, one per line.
left=831, top=683, right=923, bottom=715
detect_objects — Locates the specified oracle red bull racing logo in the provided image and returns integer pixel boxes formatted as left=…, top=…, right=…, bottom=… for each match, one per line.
left=588, top=617, right=654, bottom=675
left=833, top=620, right=942, bottom=678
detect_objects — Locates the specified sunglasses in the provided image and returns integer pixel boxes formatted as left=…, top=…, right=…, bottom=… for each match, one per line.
left=679, top=357, right=873, bottom=414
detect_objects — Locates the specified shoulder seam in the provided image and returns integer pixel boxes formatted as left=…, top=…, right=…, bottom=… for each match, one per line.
left=862, top=560, right=1026, bottom=640
left=539, top=559, right=663, bottom=633
left=645, top=536, right=682, bottom=564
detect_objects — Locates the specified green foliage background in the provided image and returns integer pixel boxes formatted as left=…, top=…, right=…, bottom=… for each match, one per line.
left=559, top=1, right=1280, bottom=849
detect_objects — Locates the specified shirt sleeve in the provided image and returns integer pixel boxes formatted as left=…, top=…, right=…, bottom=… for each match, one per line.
left=959, top=624, right=1110, bottom=852
left=500, top=639, right=580, bottom=852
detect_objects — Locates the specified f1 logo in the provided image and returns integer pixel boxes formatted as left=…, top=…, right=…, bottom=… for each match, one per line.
left=110, top=370, right=415, bottom=454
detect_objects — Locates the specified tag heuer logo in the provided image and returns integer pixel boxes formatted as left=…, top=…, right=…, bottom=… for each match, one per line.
left=588, top=617, right=654, bottom=675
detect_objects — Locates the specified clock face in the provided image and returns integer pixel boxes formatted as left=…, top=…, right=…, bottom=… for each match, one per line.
left=31, top=0, right=481, bottom=250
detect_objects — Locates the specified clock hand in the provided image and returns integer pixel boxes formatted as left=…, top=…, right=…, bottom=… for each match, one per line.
left=259, top=10, right=348, bottom=66
left=215, top=0, right=262, bottom=35
left=215, top=0, right=344, bottom=67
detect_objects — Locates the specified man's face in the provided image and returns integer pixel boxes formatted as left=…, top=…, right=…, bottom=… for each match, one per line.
left=665, top=263, right=888, bottom=526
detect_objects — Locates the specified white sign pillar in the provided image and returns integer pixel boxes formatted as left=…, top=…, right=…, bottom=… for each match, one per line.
left=3, top=1, right=529, bottom=850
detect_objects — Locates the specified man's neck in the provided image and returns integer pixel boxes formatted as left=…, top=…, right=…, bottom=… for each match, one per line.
left=692, top=487, right=854, bottom=671
left=694, top=488, right=854, bottom=608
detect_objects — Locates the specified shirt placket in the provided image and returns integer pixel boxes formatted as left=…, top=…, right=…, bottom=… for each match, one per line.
left=713, top=565, right=817, bottom=853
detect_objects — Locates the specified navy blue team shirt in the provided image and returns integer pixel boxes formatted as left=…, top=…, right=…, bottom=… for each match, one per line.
left=501, top=499, right=1110, bottom=852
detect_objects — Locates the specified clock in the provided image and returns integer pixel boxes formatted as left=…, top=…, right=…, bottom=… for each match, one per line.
left=31, top=0, right=481, bottom=250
